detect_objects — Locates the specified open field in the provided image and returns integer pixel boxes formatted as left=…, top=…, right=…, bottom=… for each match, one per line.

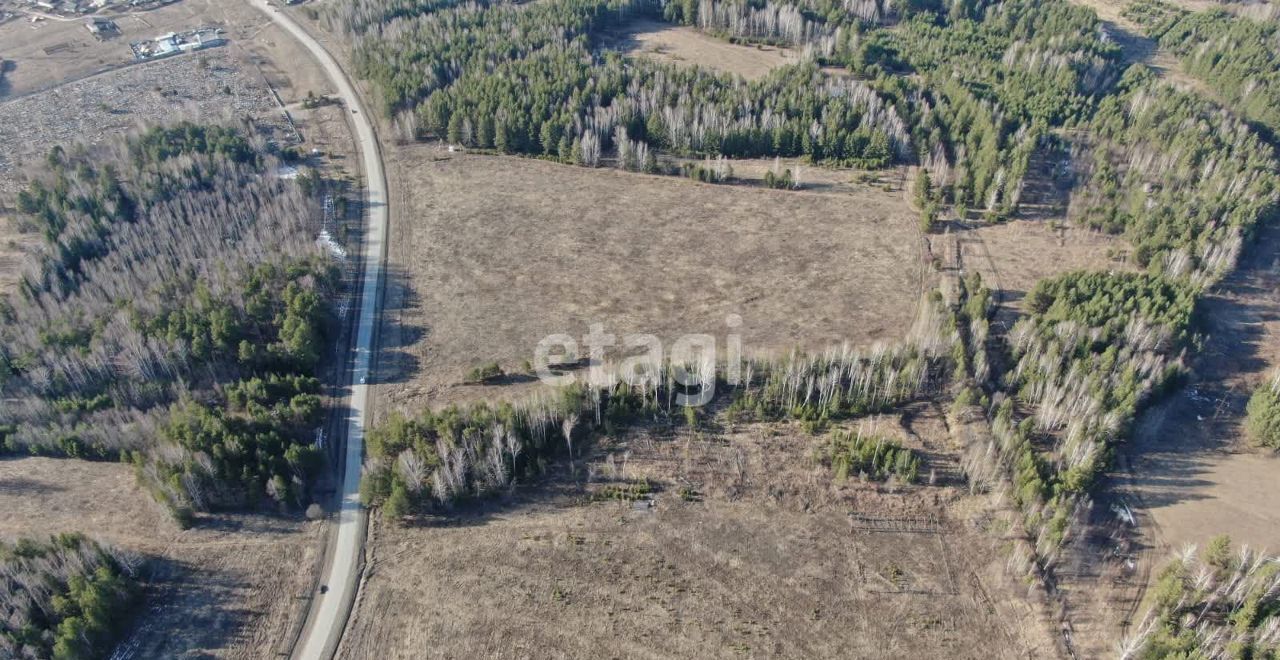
left=376, top=145, right=925, bottom=412
left=0, top=0, right=352, bottom=193
left=611, top=18, right=798, bottom=80
left=1074, top=0, right=1277, bottom=17
left=0, top=51, right=277, bottom=195
left=373, top=142, right=1136, bottom=415
left=0, top=0, right=179, bottom=17
left=965, top=221, right=1132, bottom=308
left=339, top=407, right=1058, bottom=658
left=0, top=457, right=323, bottom=658
left=0, top=216, right=26, bottom=297
left=346, top=503, right=1042, bottom=659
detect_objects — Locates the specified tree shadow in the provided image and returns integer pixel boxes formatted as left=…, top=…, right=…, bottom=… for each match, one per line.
left=312, top=264, right=425, bottom=494
left=593, top=16, right=668, bottom=57
left=1117, top=219, right=1280, bottom=510
left=899, top=402, right=968, bottom=488
left=484, top=372, right=540, bottom=386
left=398, top=478, right=587, bottom=530
left=990, top=288, right=1025, bottom=334
left=1099, top=19, right=1158, bottom=70
left=0, top=60, right=13, bottom=98
left=394, top=416, right=686, bottom=530
left=113, top=554, right=263, bottom=659
left=1013, top=138, right=1073, bottom=222
left=0, top=475, right=66, bottom=495
left=194, top=510, right=307, bottom=535
left=371, top=264, right=425, bottom=386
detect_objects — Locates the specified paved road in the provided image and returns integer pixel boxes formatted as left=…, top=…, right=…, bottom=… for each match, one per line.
left=245, top=2, right=387, bottom=658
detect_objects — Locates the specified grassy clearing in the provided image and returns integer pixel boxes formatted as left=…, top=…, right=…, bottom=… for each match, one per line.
left=377, top=148, right=922, bottom=411
left=612, top=18, right=799, bottom=80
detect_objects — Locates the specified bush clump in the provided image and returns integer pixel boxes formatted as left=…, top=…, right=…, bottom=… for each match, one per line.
left=464, top=362, right=504, bottom=384
left=1246, top=373, right=1280, bottom=449
left=825, top=431, right=920, bottom=484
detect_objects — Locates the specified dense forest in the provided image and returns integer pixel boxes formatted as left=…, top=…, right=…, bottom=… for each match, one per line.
left=994, top=272, right=1192, bottom=547
left=332, top=0, right=908, bottom=165
left=1125, top=0, right=1280, bottom=139
left=1074, top=68, right=1279, bottom=277
left=848, top=0, right=1119, bottom=215
left=1125, top=536, right=1280, bottom=658
left=0, top=534, right=141, bottom=660
left=0, top=122, right=342, bottom=521
left=958, top=63, right=1279, bottom=562
left=327, top=0, right=1120, bottom=215
left=945, top=75, right=1280, bottom=611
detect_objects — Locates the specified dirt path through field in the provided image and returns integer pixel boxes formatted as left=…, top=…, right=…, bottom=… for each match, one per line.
left=1122, top=220, right=1280, bottom=582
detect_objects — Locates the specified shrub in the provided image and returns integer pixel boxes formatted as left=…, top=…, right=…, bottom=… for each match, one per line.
left=592, top=480, right=652, bottom=502
left=825, top=431, right=920, bottom=484
left=465, top=361, right=504, bottom=384
left=383, top=482, right=412, bottom=520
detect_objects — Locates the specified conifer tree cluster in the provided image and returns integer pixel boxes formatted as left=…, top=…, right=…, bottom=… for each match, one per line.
left=0, top=534, right=141, bottom=660
left=332, top=0, right=1121, bottom=217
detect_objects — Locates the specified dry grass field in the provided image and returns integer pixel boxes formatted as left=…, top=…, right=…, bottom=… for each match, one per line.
left=0, top=218, right=26, bottom=297
left=338, top=407, right=1059, bottom=659
left=965, top=221, right=1132, bottom=305
left=0, top=457, right=323, bottom=658
left=612, top=19, right=798, bottom=80
left=376, top=145, right=925, bottom=412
